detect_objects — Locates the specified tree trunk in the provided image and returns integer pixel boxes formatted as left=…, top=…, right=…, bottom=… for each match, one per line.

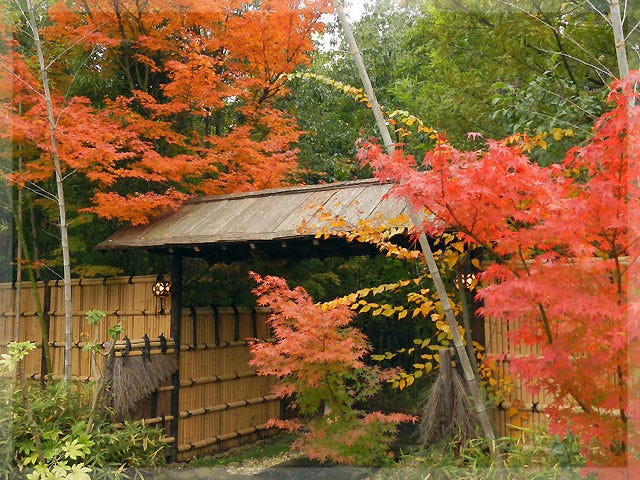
left=25, top=0, right=74, bottom=382
left=608, top=0, right=630, bottom=80
left=334, top=0, right=500, bottom=459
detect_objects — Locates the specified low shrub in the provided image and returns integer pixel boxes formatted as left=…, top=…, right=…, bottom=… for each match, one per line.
left=0, top=342, right=166, bottom=479
left=394, top=426, right=586, bottom=479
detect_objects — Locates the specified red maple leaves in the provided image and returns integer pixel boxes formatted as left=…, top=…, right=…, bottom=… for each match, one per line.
left=249, top=273, right=415, bottom=465
left=4, top=0, right=331, bottom=224
left=361, top=72, right=640, bottom=466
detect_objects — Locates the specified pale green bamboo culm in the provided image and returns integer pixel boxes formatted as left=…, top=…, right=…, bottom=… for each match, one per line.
left=24, top=0, right=74, bottom=381
left=333, top=0, right=502, bottom=463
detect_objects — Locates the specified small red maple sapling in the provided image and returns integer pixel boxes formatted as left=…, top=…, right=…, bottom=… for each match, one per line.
left=248, top=273, right=416, bottom=466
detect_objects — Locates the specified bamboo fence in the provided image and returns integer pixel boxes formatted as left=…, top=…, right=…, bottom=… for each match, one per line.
left=484, top=315, right=550, bottom=437
left=0, top=276, right=279, bottom=460
left=0, top=274, right=553, bottom=455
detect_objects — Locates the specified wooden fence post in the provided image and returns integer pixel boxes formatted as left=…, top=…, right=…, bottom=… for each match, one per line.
left=440, top=348, right=453, bottom=434
left=168, top=255, right=182, bottom=463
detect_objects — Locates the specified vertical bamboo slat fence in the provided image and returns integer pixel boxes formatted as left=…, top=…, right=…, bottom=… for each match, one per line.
left=484, top=315, right=550, bottom=436
left=0, top=274, right=551, bottom=454
left=0, top=276, right=279, bottom=461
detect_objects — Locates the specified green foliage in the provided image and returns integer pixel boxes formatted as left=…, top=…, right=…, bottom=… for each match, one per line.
left=86, top=310, right=107, bottom=325
left=290, top=0, right=623, bottom=172
left=396, top=427, right=586, bottom=479
left=0, top=380, right=165, bottom=478
left=106, top=323, right=124, bottom=340
left=188, top=433, right=297, bottom=468
left=0, top=341, right=36, bottom=373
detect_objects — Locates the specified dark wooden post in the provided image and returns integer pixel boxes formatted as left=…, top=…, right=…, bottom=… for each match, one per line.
left=40, top=281, right=51, bottom=383
left=440, top=348, right=453, bottom=434
left=168, top=255, right=182, bottom=463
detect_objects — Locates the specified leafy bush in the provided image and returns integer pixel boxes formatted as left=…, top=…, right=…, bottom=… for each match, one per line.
left=249, top=273, right=416, bottom=467
left=0, top=342, right=166, bottom=479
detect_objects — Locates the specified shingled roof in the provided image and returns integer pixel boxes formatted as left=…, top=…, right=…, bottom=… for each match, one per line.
left=97, top=179, right=412, bottom=262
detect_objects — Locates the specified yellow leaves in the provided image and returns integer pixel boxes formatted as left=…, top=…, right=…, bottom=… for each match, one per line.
left=359, top=303, right=373, bottom=313
left=387, top=110, right=439, bottom=141
left=359, top=288, right=372, bottom=297
left=300, top=206, right=417, bottom=260
left=372, top=285, right=385, bottom=295
left=345, top=293, right=358, bottom=304
left=443, top=250, right=459, bottom=268
left=452, top=241, right=465, bottom=253
left=390, top=359, right=435, bottom=390
left=287, top=72, right=371, bottom=106
left=506, top=403, right=520, bottom=418
left=550, top=127, right=574, bottom=141
left=382, top=305, right=397, bottom=317
left=371, top=351, right=396, bottom=361
left=412, top=301, right=434, bottom=318
left=503, top=129, right=573, bottom=154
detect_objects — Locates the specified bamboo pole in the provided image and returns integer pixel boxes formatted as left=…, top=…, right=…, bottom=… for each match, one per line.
left=178, top=395, right=278, bottom=419
left=608, top=0, right=630, bottom=80
left=168, top=254, right=182, bottom=463
left=25, top=0, right=74, bottom=382
left=334, top=0, right=500, bottom=459
left=11, top=212, right=51, bottom=375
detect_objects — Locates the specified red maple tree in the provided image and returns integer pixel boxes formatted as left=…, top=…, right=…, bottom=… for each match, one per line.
left=249, top=272, right=415, bottom=466
left=359, top=72, right=640, bottom=466
left=4, top=0, right=330, bottom=224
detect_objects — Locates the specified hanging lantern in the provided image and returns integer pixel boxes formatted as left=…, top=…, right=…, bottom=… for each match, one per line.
left=152, top=274, right=172, bottom=297
left=454, top=272, right=476, bottom=291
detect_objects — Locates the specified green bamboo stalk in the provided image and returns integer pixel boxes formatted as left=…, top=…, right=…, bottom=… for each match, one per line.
left=334, top=0, right=501, bottom=461
left=12, top=210, right=52, bottom=376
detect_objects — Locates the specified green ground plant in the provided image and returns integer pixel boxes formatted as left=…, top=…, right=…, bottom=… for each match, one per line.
left=392, top=427, right=586, bottom=480
left=0, top=321, right=166, bottom=479
left=187, top=433, right=297, bottom=468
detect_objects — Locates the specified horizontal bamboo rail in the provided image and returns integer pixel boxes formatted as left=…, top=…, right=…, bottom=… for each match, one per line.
left=179, top=395, right=279, bottom=419
left=180, top=339, right=274, bottom=351
left=0, top=310, right=169, bottom=317
left=9, top=337, right=176, bottom=350
left=496, top=402, right=624, bottom=418
left=0, top=306, right=270, bottom=318
left=116, top=415, right=175, bottom=428
left=157, top=370, right=260, bottom=392
left=496, top=401, right=548, bottom=413
left=113, top=349, right=175, bottom=358
left=177, top=424, right=270, bottom=453
left=1, top=339, right=267, bottom=351
left=1, top=373, right=95, bottom=382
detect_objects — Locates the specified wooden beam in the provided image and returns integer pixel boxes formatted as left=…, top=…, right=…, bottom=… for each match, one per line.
left=168, top=254, right=182, bottom=463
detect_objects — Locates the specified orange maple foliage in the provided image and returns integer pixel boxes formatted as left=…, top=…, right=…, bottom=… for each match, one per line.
left=249, top=272, right=415, bottom=466
left=360, top=73, right=640, bottom=466
left=4, top=0, right=330, bottom=224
